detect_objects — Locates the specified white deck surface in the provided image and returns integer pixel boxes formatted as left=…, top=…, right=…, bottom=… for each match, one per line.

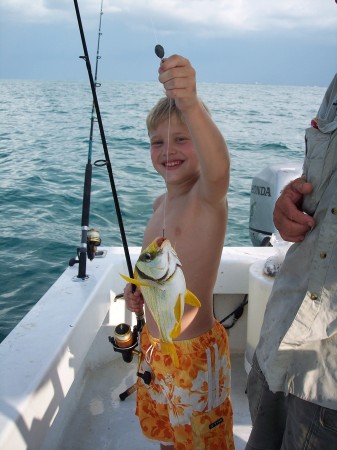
left=60, top=353, right=251, bottom=449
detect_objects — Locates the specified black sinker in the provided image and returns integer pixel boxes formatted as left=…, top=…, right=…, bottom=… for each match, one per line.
left=155, top=44, right=165, bottom=59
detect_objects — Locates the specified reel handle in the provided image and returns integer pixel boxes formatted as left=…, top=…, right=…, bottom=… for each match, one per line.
left=137, top=371, right=152, bottom=385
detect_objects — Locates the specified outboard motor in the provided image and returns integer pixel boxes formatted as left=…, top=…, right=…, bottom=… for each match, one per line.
left=249, top=163, right=303, bottom=246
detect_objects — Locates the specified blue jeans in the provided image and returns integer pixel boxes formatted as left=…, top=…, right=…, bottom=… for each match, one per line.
left=245, top=354, right=337, bottom=450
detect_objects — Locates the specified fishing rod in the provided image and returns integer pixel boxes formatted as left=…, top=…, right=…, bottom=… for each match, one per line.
left=73, top=0, right=145, bottom=329
left=70, top=0, right=104, bottom=279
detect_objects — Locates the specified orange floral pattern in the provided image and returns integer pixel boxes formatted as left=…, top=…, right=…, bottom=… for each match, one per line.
left=136, top=321, right=234, bottom=449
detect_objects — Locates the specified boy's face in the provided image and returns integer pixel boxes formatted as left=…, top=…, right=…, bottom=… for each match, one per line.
left=149, top=114, right=200, bottom=185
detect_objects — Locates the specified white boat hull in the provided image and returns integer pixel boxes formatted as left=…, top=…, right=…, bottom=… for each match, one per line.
left=0, top=246, right=275, bottom=450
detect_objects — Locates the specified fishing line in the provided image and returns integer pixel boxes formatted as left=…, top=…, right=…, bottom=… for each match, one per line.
left=150, top=16, right=160, bottom=48
left=162, top=98, right=172, bottom=238
left=154, top=44, right=171, bottom=238
left=73, top=0, right=145, bottom=331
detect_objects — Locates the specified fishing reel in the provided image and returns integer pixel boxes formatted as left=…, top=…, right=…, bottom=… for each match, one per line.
left=69, top=228, right=102, bottom=268
left=109, top=320, right=152, bottom=398
left=86, top=229, right=101, bottom=260
left=109, top=322, right=139, bottom=363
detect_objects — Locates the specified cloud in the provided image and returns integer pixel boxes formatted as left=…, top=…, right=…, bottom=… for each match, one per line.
left=1, top=0, right=337, bottom=35
left=1, top=0, right=336, bottom=85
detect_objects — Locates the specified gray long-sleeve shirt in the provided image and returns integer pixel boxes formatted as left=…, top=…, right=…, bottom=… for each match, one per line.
left=256, top=74, right=337, bottom=410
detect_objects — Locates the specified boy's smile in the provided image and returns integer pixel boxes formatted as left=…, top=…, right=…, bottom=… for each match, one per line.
left=164, top=160, right=183, bottom=169
left=149, top=114, right=200, bottom=183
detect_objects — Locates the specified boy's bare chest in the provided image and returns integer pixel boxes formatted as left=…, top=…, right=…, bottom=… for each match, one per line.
left=143, top=196, right=197, bottom=247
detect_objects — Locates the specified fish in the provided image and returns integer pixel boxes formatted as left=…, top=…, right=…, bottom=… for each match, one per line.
left=120, top=236, right=201, bottom=367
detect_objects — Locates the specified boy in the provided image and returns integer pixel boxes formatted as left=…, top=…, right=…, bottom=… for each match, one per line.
left=124, top=54, right=233, bottom=449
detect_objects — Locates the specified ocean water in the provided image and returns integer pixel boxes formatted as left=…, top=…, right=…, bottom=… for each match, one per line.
left=0, top=80, right=325, bottom=342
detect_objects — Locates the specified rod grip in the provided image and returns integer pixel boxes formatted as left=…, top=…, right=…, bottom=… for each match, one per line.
left=119, top=383, right=137, bottom=401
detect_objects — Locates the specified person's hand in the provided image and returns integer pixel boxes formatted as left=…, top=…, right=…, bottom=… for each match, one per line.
left=273, top=177, right=315, bottom=242
left=123, top=283, right=144, bottom=314
left=158, top=54, right=198, bottom=112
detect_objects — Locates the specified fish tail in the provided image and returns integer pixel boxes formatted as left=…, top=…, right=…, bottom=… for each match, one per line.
left=161, top=341, right=179, bottom=368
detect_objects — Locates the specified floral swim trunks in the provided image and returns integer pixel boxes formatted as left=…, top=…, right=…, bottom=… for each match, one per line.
left=136, top=320, right=234, bottom=449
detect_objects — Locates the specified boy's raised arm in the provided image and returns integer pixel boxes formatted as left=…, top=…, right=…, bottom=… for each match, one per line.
left=158, top=54, right=230, bottom=203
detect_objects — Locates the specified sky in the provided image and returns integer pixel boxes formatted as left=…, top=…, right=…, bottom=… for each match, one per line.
left=0, top=0, right=337, bottom=86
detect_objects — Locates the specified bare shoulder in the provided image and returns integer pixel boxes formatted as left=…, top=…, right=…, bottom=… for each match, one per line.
left=153, top=194, right=165, bottom=212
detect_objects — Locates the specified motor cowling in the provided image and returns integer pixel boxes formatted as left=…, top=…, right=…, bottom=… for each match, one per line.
left=249, top=163, right=303, bottom=246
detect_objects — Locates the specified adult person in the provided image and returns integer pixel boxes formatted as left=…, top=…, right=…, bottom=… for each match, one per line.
left=246, top=72, right=337, bottom=449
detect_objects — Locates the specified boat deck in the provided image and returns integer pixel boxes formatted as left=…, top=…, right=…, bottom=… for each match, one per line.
left=0, top=247, right=276, bottom=449
left=59, top=353, right=251, bottom=449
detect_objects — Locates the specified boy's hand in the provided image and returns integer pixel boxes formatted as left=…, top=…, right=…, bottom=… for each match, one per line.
left=273, top=177, right=315, bottom=242
left=123, top=283, right=144, bottom=314
left=158, top=54, right=198, bottom=112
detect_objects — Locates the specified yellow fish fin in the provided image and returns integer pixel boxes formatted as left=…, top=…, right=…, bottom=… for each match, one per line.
left=161, top=341, right=179, bottom=368
left=185, top=290, right=201, bottom=307
left=174, top=294, right=182, bottom=321
left=170, top=295, right=182, bottom=339
left=170, top=321, right=181, bottom=339
left=119, top=273, right=152, bottom=287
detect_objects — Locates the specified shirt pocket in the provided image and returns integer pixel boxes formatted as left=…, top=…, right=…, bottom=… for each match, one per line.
left=302, top=127, right=336, bottom=215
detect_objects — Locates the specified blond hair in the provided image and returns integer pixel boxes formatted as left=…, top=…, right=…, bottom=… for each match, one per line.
left=146, top=97, right=210, bottom=133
